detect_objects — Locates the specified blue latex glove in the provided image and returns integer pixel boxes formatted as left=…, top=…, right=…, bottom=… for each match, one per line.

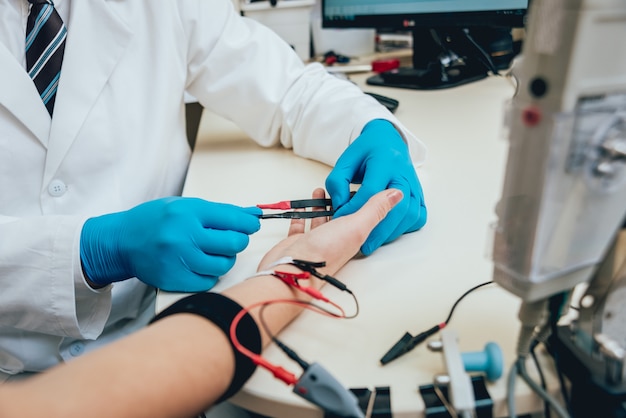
left=80, top=197, right=262, bottom=292
left=326, top=119, right=427, bottom=255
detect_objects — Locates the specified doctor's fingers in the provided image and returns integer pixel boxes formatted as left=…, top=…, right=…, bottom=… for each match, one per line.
left=388, top=191, right=425, bottom=236
left=193, top=228, right=252, bottom=257
left=360, top=182, right=415, bottom=256
left=193, top=201, right=262, bottom=234
left=331, top=170, right=389, bottom=220
left=326, top=164, right=359, bottom=213
left=182, top=247, right=238, bottom=280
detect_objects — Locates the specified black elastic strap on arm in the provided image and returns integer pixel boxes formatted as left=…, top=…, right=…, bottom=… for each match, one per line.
left=150, top=292, right=262, bottom=403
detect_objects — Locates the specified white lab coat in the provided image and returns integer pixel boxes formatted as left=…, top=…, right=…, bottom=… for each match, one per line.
left=0, top=0, right=425, bottom=376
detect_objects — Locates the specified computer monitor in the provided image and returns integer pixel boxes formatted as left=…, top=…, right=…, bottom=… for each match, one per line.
left=322, top=0, right=528, bottom=90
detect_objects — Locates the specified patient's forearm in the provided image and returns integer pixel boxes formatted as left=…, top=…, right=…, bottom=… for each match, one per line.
left=0, top=272, right=312, bottom=418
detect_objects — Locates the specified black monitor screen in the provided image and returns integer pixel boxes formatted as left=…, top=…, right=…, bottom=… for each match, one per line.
left=322, top=0, right=528, bottom=29
left=322, top=0, right=529, bottom=90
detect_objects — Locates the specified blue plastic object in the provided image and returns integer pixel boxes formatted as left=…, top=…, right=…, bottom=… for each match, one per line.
left=325, top=119, right=427, bottom=255
left=80, top=197, right=261, bottom=292
left=461, top=342, right=504, bottom=382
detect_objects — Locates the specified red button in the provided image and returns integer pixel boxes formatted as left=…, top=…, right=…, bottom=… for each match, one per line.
left=522, top=106, right=542, bottom=126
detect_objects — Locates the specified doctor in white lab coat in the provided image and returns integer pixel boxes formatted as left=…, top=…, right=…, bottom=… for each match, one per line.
left=0, top=0, right=426, bottom=379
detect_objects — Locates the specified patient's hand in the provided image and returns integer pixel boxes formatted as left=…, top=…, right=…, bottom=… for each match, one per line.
left=258, top=187, right=403, bottom=277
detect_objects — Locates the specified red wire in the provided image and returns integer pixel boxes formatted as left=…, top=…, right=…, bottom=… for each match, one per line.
left=271, top=270, right=339, bottom=305
left=229, top=298, right=346, bottom=385
left=229, top=267, right=351, bottom=385
left=256, top=201, right=292, bottom=210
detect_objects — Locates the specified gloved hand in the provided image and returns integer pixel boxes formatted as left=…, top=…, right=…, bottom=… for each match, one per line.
left=325, top=119, right=427, bottom=255
left=80, top=197, right=262, bottom=292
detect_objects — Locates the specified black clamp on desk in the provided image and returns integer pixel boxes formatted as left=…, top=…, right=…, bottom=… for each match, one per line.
left=325, top=386, right=392, bottom=418
left=419, top=375, right=493, bottom=418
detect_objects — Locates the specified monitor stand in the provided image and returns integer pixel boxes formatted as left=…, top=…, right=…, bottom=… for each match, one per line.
left=366, top=61, right=488, bottom=90
left=367, top=27, right=511, bottom=90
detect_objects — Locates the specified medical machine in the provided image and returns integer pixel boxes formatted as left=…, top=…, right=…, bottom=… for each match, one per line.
left=491, top=0, right=626, bottom=416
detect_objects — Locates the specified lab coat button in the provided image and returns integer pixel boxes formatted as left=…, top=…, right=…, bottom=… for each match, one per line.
left=69, top=342, right=85, bottom=357
left=48, top=180, right=67, bottom=197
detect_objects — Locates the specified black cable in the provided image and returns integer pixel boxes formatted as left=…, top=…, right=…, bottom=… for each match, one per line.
left=257, top=300, right=342, bottom=342
left=291, top=259, right=351, bottom=293
left=530, top=340, right=551, bottom=418
left=380, top=280, right=495, bottom=365
left=554, top=348, right=572, bottom=414
left=274, top=338, right=310, bottom=371
left=444, top=281, right=494, bottom=324
left=257, top=298, right=355, bottom=372
left=517, top=356, right=570, bottom=418
left=461, top=29, right=500, bottom=76
left=344, top=291, right=360, bottom=319
left=547, top=293, right=572, bottom=414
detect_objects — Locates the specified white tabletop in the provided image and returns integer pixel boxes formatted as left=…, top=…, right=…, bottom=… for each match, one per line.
left=158, top=73, right=557, bottom=417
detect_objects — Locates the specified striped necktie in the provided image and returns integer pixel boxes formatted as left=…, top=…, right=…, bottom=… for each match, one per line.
left=25, top=0, right=67, bottom=116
